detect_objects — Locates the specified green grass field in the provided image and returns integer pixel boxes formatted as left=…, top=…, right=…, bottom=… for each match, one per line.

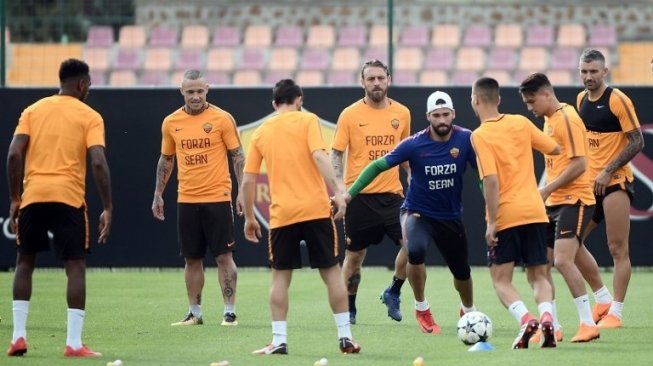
left=1, top=267, right=652, bottom=366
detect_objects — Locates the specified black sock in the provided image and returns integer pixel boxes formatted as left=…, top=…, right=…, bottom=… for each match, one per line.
left=389, top=276, right=405, bottom=294
left=348, top=294, right=357, bottom=312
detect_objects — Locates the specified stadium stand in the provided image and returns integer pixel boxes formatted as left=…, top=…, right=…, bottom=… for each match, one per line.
left=431, top=24, right=461, bottom=48
left=463, top=25, right=492, bottom=47
left=295, top=70, right=324, bottom=86
left=86, top=26, right=114, bottom=48
left=494, top=24, right=523, bottom=48
left=206, top=48, right=235, bottom=71
left=180, top=25, right=209, bottom=49
left=212, top=26, right=241, bottom=47
left=118, top=25, right=146, bottom=49
left=399, top=25, right=429, bottom=47
left=525, top=25, right=554, bottom=47
left=275, top=25, right=304, bottom=47
left=419, top=70, right=448, bottom=85
left=149, top=25, right=178, bottom=47
left=306, top=25, right=335, bottom=48
left=337, top=25, right=367, bottom=47
left=243, top=25, right=272, bottom=47
left=331, top=47, right=360, bottom=71
left=557, top=24, right=586, bottom=48
left=424, top=48, right=455, bottom=70
left=301, top=48, right=331, bottom=71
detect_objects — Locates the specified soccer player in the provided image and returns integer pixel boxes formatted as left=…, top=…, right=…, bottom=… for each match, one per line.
left=519, top=73, right=600, bottom=343
left=470, top=77, right=560, bottom=349
left=331, top=59, right=411, bottom=324
left=6, top=59, right=112, bottom=357
left=347, top=91, right=478, bottom=334
left=152, top=69, right=243, bottom=327
left=576, top=49, right=645, bottom=328
left=242, top=79, right=361, bottom=355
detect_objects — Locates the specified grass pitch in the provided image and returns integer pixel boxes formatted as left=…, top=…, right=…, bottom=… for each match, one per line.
left=1, top=267, right=652, bottom=366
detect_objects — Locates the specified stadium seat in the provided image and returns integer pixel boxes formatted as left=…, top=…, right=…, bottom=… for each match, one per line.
left=113, top=48, right=142, bottom=70
left=268, top=48, right=298, bottom=71
left=149, top=25, right=178, bottom=47
left=212, top=26, right=241, bottom=47
left=450, top=70, right=479, bottom=86
left=589, top=25, right=617, bottom=47
left=557, top=24, right=586, bottom=48
left=239, top=48, right=267, bottom=70
left=483, top=70, right=512, bottom=86
left=363, top=47, right=389, bottom=64
left=331, top=47, right=360, bottom=71
left=399, top=25, right=429, bottom=47
left=518, top=47, right=548, bottom=71
left=550, top=47, right=580, bottom=70
left=462, top=25, right=492, bottom=47
left=118, top=25, right=146, bottom=48
left=301, top=48, right=331, bottom=70
left=86, top=26, right=114, bottom=48
left=170, top=70, right=185, bottom=86
left=176, top=48, right=205, bottom=70
left=109, top=70, right=137, bottom=86
left=206, top=48, right=235, bottom=71
left=494, top=24, right=523, bottom=48
left=487, top=47, right=517, bottom=70
left=525, top=25, right=554, bottom=47
left=275, top=25, right=304, bottom=47
left=306, top=25, right=335, bottom=48
left=546, top=70, right=573, bottom=85
left=337, top=25, right=367, bottom=47
left=513, top=70, right=536, bottom=85
left=369, top=25, right=395, bottom=48
left=84, top=47, right=111, bottom=72
left=295, top=70, right=324, bottom=86
left=391, top=70, right=417, bottom=85
left=181, top=25, right=209, bottom=49
left=243, top=25, right=272, bottom=47
left=431, top=24, right=460, bottom=48
left=265, top=70, right=294, bottom=85
left=140, top=70, right=170, bottom=86
left=612, top=42, right=653, bottom=84
left=424, top=48, right=454, bottom=70
left=144, top=48, right=173, bottom=71
left=204, top=71, right=231, bottom=85
left=233, top=70, right=262, bottom=86
left=89, top=70, right=107, bottom=86
left=456, top=47, right=486, bottom=71
left=394, top=47, right=423, bottom=71
left=328, top=70, right=356, bottom=85
left=419, top=70, right=448, bottom=86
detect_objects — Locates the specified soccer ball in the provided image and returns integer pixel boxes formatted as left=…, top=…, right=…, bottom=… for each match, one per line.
left=457, top=311, right=493, bottom=345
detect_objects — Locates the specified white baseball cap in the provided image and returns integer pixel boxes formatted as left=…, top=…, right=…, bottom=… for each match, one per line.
left=426, top=91, right=454, bottom=113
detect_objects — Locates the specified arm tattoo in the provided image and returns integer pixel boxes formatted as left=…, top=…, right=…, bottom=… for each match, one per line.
left=155, top=154, right=174, bottom=195
left=229, top=147, right=245, bottom=186
left=605, top=129, right=644, bottom=174
left=331, top=149, right=345, bottom=180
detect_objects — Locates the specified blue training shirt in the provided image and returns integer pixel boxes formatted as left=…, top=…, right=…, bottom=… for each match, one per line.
left=384, top=125, right=477, bottom=220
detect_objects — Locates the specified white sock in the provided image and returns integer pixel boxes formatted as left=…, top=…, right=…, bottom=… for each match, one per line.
left=12, top=300, right=29, bottom=342
left=224, top=304, right=235, bottom=315
left=609, top=301, right=624, bottom=319
left=334, top=312, right=352, bottom=339
left=189, top=304, right=202, bottom=318
left=66, top=308, right=85, bottom=349
left=271, top=321, right=287, bottom=346
left=573, top=295, right=594, bottom=325
left=508, top=300, right=529, bottom=324
left=537, top=301, right=553, bottom=321
left=414, top=300, right=430, bottom=312
left=593, top=286, right=613, bottom=304
left=461, top=303, right=476, bottom=314
left=552, top=300, right=562, bottom=330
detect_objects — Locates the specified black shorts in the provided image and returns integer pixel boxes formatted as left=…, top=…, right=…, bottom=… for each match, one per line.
left=177, top=202, right=235, bottom=258
left=487, top=223, right=548, bottom=267
left=402, top=211, right=470, bottom=280
left=16, top=202, right=89, bottom=260
left=546, top=202, right=595, bottom=248
left=593, top=181, right=634, bottom=224
left=269, top=218, right=339, bottom=270
left=344, top=193, right=403, bottom=251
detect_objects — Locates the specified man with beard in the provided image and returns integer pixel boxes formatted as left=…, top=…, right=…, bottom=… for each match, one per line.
left=346, top=91, right=478, bottom=334
left=576, top=49, right=644, bottom=328
left=332, top=60, right=411, bottom=325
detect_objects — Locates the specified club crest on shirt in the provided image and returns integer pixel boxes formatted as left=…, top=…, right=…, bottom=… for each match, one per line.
left=203, top=122, right=213, bottom=134
left=450, top=147, right=460, bottom=158
left=390, top=118, right=400, bottom=130
left=239, top=108, right=337, bottom=229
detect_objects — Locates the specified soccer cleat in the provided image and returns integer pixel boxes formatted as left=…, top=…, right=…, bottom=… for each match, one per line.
left=252, top=343, right=288, bottom=355
left=339, top=337, right=361, bottom=354
left=530, top=327, right=563, bottom=343
left=349, top=309, right=357, bottom=325
left=221, top=312, right=238, bottom=326
left=7, top=337, right=27, bottom=357
left=592, top=303, right=610, bottom=324
left=171, top=313, right=203, bottom=326
left=597, top=313, right=622, bottom=329
left=63, top=345, right=102, bottom=357
left=540, top=320, right=557, bottom=348
left=380, top=288, right=402, bottom=322
left=415, top=309, right=441, bottom=334
left=570, top=323, right=600, bottom=343
left=512, top=319, right=539, bottom=349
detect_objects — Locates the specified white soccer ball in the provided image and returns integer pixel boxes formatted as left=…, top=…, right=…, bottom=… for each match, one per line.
left=457, top=311, right=493, bottom=345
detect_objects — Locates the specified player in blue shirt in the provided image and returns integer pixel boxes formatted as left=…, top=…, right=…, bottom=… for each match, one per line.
left=347, top=91, right=478, bottom=334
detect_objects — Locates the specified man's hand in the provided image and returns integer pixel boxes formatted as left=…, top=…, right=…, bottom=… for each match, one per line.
left=152, top=195, right=165, bottom=220
left=485, top=222, right=498, bottom=247
left=538, top=186, right=551, bottom=202
left=332, top=193, right=347, bottom=220
left=8, top=199, right=21, bottom=234
left=244, top=218, right=262, bottom=243
left=98, top=209, right=112, bottom=244
left=594, top=169, right=610, bottom=196
left=235, top=192, right=244, bottom=216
